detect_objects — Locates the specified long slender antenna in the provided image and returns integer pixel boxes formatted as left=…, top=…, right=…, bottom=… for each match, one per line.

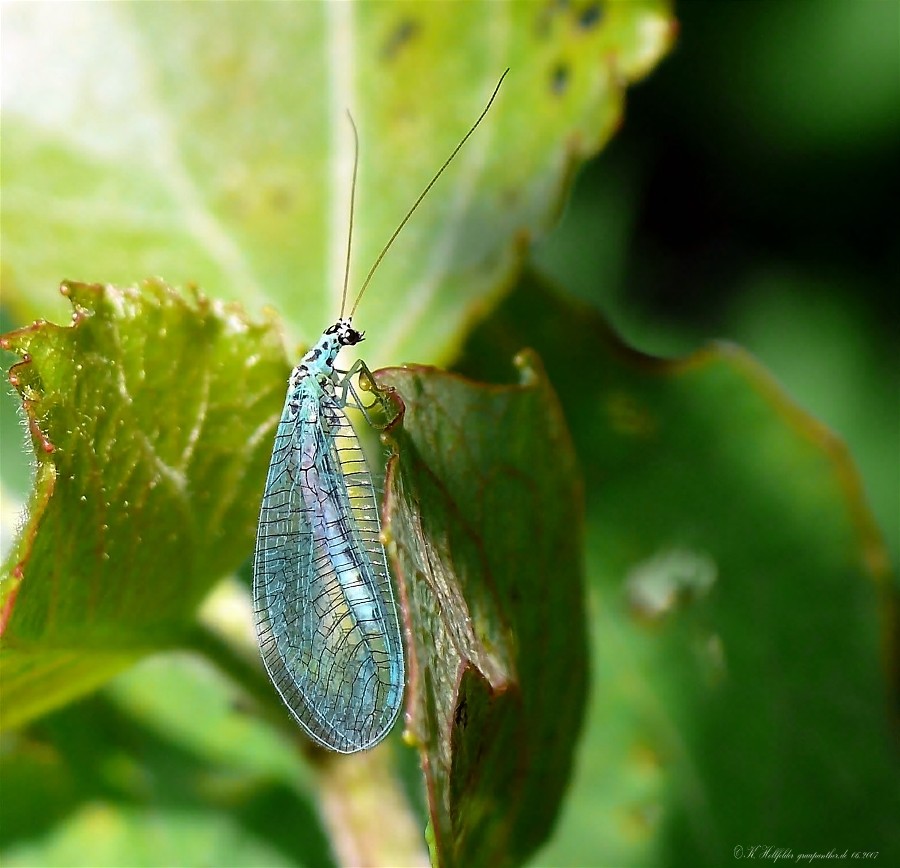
left=349, top=68, right=509, bottom=319
left=339, top=110, right=361, bottom=319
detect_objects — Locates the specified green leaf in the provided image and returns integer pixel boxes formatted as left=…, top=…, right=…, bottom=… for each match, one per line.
left=1, top=1, right=674, bottom=368
left=458, top=273, right=899, bottom=865
left=379, top=356, right=587, bottom=868
left=0, top=280, right=287, bottom=729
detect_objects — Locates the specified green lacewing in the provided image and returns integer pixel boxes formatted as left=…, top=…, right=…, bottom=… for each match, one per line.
left=253, top=71, right=507, bottom=752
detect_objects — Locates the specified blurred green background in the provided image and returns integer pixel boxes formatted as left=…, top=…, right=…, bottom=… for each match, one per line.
left=534, top=0, right=899, bottom=570
left=530, top=3, right=900, bottom=861
left=2, top=2, right=898, bottom=867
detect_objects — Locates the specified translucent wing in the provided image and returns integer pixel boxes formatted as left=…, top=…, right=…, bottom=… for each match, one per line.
left=253, top=382, right=404, bottom=752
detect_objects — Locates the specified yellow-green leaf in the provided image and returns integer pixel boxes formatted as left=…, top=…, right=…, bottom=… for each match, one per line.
left=2, top=1, right=674, bottom=368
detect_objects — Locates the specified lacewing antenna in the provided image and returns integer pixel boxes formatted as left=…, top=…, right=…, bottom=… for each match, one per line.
left=339, top=111, right=360, bottom=320
left=347, top=68, right=509, bottom=320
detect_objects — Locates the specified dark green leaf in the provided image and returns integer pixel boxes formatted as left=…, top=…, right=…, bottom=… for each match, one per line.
left=459, top=272, right=899, bottom=865
left=380, top=357, right=587, bottom=867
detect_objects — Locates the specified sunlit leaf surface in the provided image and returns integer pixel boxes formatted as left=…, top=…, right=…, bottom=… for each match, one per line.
left=0, top=281, right=287, bottom=729
left=1, top=1, right=674, bottom=367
